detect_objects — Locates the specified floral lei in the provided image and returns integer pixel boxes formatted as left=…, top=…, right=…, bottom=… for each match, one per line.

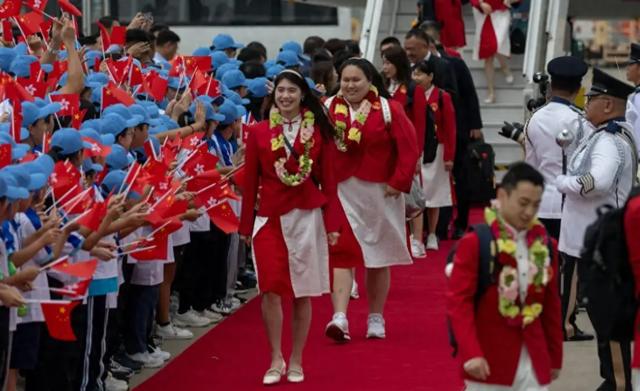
left=331, top=85, right=381, bottom=152
left=269, top=108, right=315, bottom=187
left=485, top=208, right=553, bottom=328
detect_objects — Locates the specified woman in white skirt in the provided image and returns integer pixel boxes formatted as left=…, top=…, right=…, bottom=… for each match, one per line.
left=324, top=58, right=419, bottom=342
left=471, top=0, right=518, bottom=103
left=412, top=59, right=457, bottom=251
left=239, top=70, right=340, bottom=386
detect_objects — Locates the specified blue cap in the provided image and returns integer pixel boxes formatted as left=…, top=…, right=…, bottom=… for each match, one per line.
left=212, top=34, right=244, bottom=51
left=266, top=64, right=285, bottom=80
left=23, top=154, right=54, bottom=177
left=276, top=50, right=302, bottom=68
left=149, top=123, right=168, bottom=135
left=79, top=128, right=114, bottom=146
left=100, top=169, right=141, bottom=199
left=192, top=47, right=211, bottom=56
left=158, top=115, right=179, bottom=130
left=100, top=114, right=137, bottom=137
left=247, top=77, right=269, bottom=98
left=0, top=171, right=29, bottom=200
left=221, top=69, right=249, bottom=90
left=22, top=101, right=61, bottom=128
left=81, top=158, right=103, bottom=173
left=80, top=118, right=103, bottom=133
left=9, top=55, right=52, bottom=78
left=84, top=50, right=103, bottom=69
left=217, top=100, right=243, bottom=125
left=210, top=51, right=229, bottom=70
left=167, top=76, right=182, bottom=90
left=0, top=132, right=30, bottom=160
left=0, top=122, right=28, bottom=142
left=0, top=47, right=17, bottom=72
left=103, top=104, right=144, bottom=127
left=105, top=44, right=123, bottom=54
left=129, top=104, right=152, bottom=125
left=51, top=128, right=92, bottom=155
left=4, top=165, right=46, bottom=191
left=224, top=89, right=250, bottom=105
left=105, top=144, right=133, bottom=171
left=280, top=41, right=310, bottom=61
left=215, top=63, right=239, bottom=81
left=189, top=96, right=225, bottom=122
left=86, top=72, right=109, bottom=86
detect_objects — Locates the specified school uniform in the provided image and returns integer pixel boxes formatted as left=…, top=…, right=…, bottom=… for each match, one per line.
left=324, top=96, right=419, bottom=269
left=470, top=0, right=511, bottom=60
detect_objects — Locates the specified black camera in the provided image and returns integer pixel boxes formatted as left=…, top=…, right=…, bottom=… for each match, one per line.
left=526, top=72, right=549, bottom=112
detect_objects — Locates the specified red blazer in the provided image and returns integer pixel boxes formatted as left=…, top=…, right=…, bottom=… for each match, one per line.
left=435, top=0, right=466, bottom=48
left=446, top=233, right=563, bottom=386
left=391, top=84, right=409, bottom=110
left=411, top=86, right=457, bottom=162
left=238, top=120, right=340, bottom=236
left=470, top=0, right=509, bottom=11
left=329, top=97, right=418, bottom=193
left=625, top=196, right=640, bottom=367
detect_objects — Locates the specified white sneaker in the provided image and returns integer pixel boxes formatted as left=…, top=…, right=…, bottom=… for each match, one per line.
left=426, top=234, right=439, bottom=250
left=148, top=346, right=171, bottom=362
left=196, top=309, right=224, bottom=323
left=127, top=352, right=163, bottom=369
left=366, top=313, right=386, bottom=339
left=173, top=310, right=211, bottom=328
left=210, top=300, right=233, bottom=315
left=156, top=322, right=193, bottom=340
left=105, top=372, right=129, bottom=391
left=505, top=73, right=515, bottom=84
left=410, top=237, right=427, bottom=258
left=350, top=280, right=359, bottom=300
left=325, top=312, right=351, bottom=342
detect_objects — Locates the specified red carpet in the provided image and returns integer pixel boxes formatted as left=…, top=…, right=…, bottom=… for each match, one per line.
left=135, top=239, right=467, bottom=391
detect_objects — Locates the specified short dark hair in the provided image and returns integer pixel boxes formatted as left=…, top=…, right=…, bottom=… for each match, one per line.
left=380, top=36, right=401, bottom=49
left=246, top=41, right=267, bottom=60
left=237, top=47, right=263, bottom=63
left=150, top=23, right=169, bottom=35
left=155, top=29, right=180, bottom=46
left=324, top=38, right=347, bottom=55
left=240, top=60, right=266, bottom=79
left=98, top=16, right=118, bottom=29
left=501, top=162, right=545, bottom=192
left=405, top=28, right=433, bottom=45
left=126, top=28, right=154, bottom=45
left=311, top=48, right=332, bottom=63
left=551, top=77, right=582, bottom=94
left=304, top=36, right=325, bottom=55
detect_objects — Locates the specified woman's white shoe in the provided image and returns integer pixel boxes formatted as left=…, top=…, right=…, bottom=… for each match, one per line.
left=262, top=361, right=286, bottom=386
left=287, top=367, right=305, bottom=383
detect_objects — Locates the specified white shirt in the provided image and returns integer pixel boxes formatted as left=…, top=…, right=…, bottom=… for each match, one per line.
left=557, top=121, right=636, bottom=257
left=626, top=88, right=640, bottom=154
left=525, top=99, right=593, bottom=219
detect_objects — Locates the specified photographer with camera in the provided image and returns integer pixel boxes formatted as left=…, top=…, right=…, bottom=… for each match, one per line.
left=501, top=56, right=594, bottom=344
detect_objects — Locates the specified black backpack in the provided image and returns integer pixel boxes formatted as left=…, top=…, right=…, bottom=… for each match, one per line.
left=465, top=140, right=496, bottom=204
left=446, top=223, right=554, bottom=356
left=423, top=89, right=443, bottom=164
left=580, top=188, right=640, bottom=342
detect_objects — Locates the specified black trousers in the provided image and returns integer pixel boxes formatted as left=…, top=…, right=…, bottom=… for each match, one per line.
left=76, top=295, right=110, bottom=391
left=124, top=284, right=159, bottom=355
left=178, top=225, right=230, bottom=313
left=539, top=218, right=561, bottom=240
left=574, top=257, right=632, bottom=391
left=453, top=141, right=471, bottom=231
left=559, top=253, right=578, bottom=334
left=0, top=307, right=9, bottom=390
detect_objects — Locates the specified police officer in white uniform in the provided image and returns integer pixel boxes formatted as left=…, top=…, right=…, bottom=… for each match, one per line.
left=626, top=43, right=640, bottom=152
left=557, top=68, right=638, bottom=391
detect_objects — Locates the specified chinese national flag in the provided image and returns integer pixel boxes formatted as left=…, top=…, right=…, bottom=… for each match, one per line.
left=143, top=138, right=160, bottom=162
left=184, top=56, right=211, bottom=74
left=105, top=57, right=132, bottom=86
left=190, top=70, right=208, bottom=92
left=181, top=132, right=204, bottom=151
left=71, top=109, right=87, bottom=129
left=78, top=199, right=107, bottom=231
left=145, top=211, right=183, bottom=236
left=0, top=144, right=11, bottom=168
left=39, top=20, right=52, bottom=42
left=110, top=25, right=126, bottom=46
left=58, top=0, right=82, bottom=17
left=52, top=258, right=98, bottom=279
left=142, top=160, right=168, bottom=185
left=183, top=151, right=219, bottom=178
left=0, top=0, right=21, bottom=19
left=143, top=71, right=168, bottom=102
left=41, top=301, right=80, bottom=341
left=11, top=109, right=22, bottom=143
left=50, top=93, right=80, bottom=117
left=15, top=12, right=44, bottom=36
left=129, top=233, right=169, bottom=261
left=66, top=187, right=95, bottom=215
left=51, top=160, right=82, bottom=201
left=102, top=82, right=135, bottom=108
left=168, top=56, right=184, bottom=78
left=1, top=20, right=13, bottom=43
left=231, top=165, right=246, bottom=190
left=199, top=77, right=221, bottom=98
left=207, top=201, right=239, bottom=234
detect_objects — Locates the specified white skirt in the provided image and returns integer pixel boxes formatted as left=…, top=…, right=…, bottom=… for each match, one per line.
left=252, top=208, right=330, bottom=298
left=422, top=145, right=453, bottom=208
left=338, top=177, right=413, bottom=268
left=472, top=8, right=511, bottom=61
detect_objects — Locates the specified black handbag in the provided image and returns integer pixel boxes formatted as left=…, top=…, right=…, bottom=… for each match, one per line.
left=423, top=90, right=443, bottom=164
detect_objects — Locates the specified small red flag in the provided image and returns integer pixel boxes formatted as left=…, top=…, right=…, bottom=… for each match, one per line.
left=78, top=199, right=107, bottom=231
left=25, top=0, right=49, bottom=11
left=50, top=93, right=80, bottom=117
left=82, top=136, right=110, bottom=158
left=11, top=107, right=22, bottom=143
left=129, top=234, right=169, bottom=261
left=183, top=151, right=219, bottom=178
left=1, top=20, right=13, bottom=43
left=58, top=0, right=82, bottom=17
left=103, top=82, right=135, bottom=108
left=97, top=22, right=111, bottom=51
left=0, top=0, right=21, bottom=18
left=15, top=12, right=44, bottom=36
left=51, top=160, right=82, bottom=201
left=41, top=301, right=80, bottom=341
left=52, top=258, right=98, bottom=279
left=57, top=278, right=91, bottom=299
left=143, top=71, right=168, bottom=102
left=231, top=165, right=246, bottom=190
left=71, top=109, right=87, bottom=129
left=207, top=201, right=239, bottom=234
left=110, top=25, right=126, bottom=46
left=181, top=132, right=204, bottom=151
left=184, top=56, right=211, bottom=74
left=17, top=79, right=47, bottom=99
left=0, top=144, right=11, bottom=168
left=189, top=70, right=208, bottom=92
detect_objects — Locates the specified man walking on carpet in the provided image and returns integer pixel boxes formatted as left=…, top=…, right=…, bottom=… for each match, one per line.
left=446, top=163, right=563, bottom=390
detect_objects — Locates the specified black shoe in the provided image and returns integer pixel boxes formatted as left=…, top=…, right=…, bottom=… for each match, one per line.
left=564, top=328, right=595, bottom=342
left=452, top=227, right=466, bottom=240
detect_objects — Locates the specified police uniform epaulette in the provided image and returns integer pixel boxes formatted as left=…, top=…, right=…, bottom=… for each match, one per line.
left=604, top=120, right=622, bottom=134
left=569, top=104, right=585, bottom=115
left=635, top=85, right=640, bottom=94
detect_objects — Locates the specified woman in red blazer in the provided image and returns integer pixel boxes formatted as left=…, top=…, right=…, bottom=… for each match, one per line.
left=239, top=70, right=340, bottom=386
left=381, top=45, right=413, bottom=111
left=447, top=163, right=563, bottom=389
left=412, top=58, right=456, bottom=252
left=435, top=0, right=466, bottom=49
left=324, top=58, right=419, bottom=342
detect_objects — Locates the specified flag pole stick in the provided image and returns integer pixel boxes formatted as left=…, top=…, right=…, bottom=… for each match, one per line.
left=39, top=256, right=69, bottom=272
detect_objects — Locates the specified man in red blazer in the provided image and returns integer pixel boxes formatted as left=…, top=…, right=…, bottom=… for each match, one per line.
left=447, top=162, right=563, bottom=390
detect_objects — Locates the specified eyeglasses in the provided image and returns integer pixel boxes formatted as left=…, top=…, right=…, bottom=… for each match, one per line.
left=586, top=94, right=607, bottom=104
